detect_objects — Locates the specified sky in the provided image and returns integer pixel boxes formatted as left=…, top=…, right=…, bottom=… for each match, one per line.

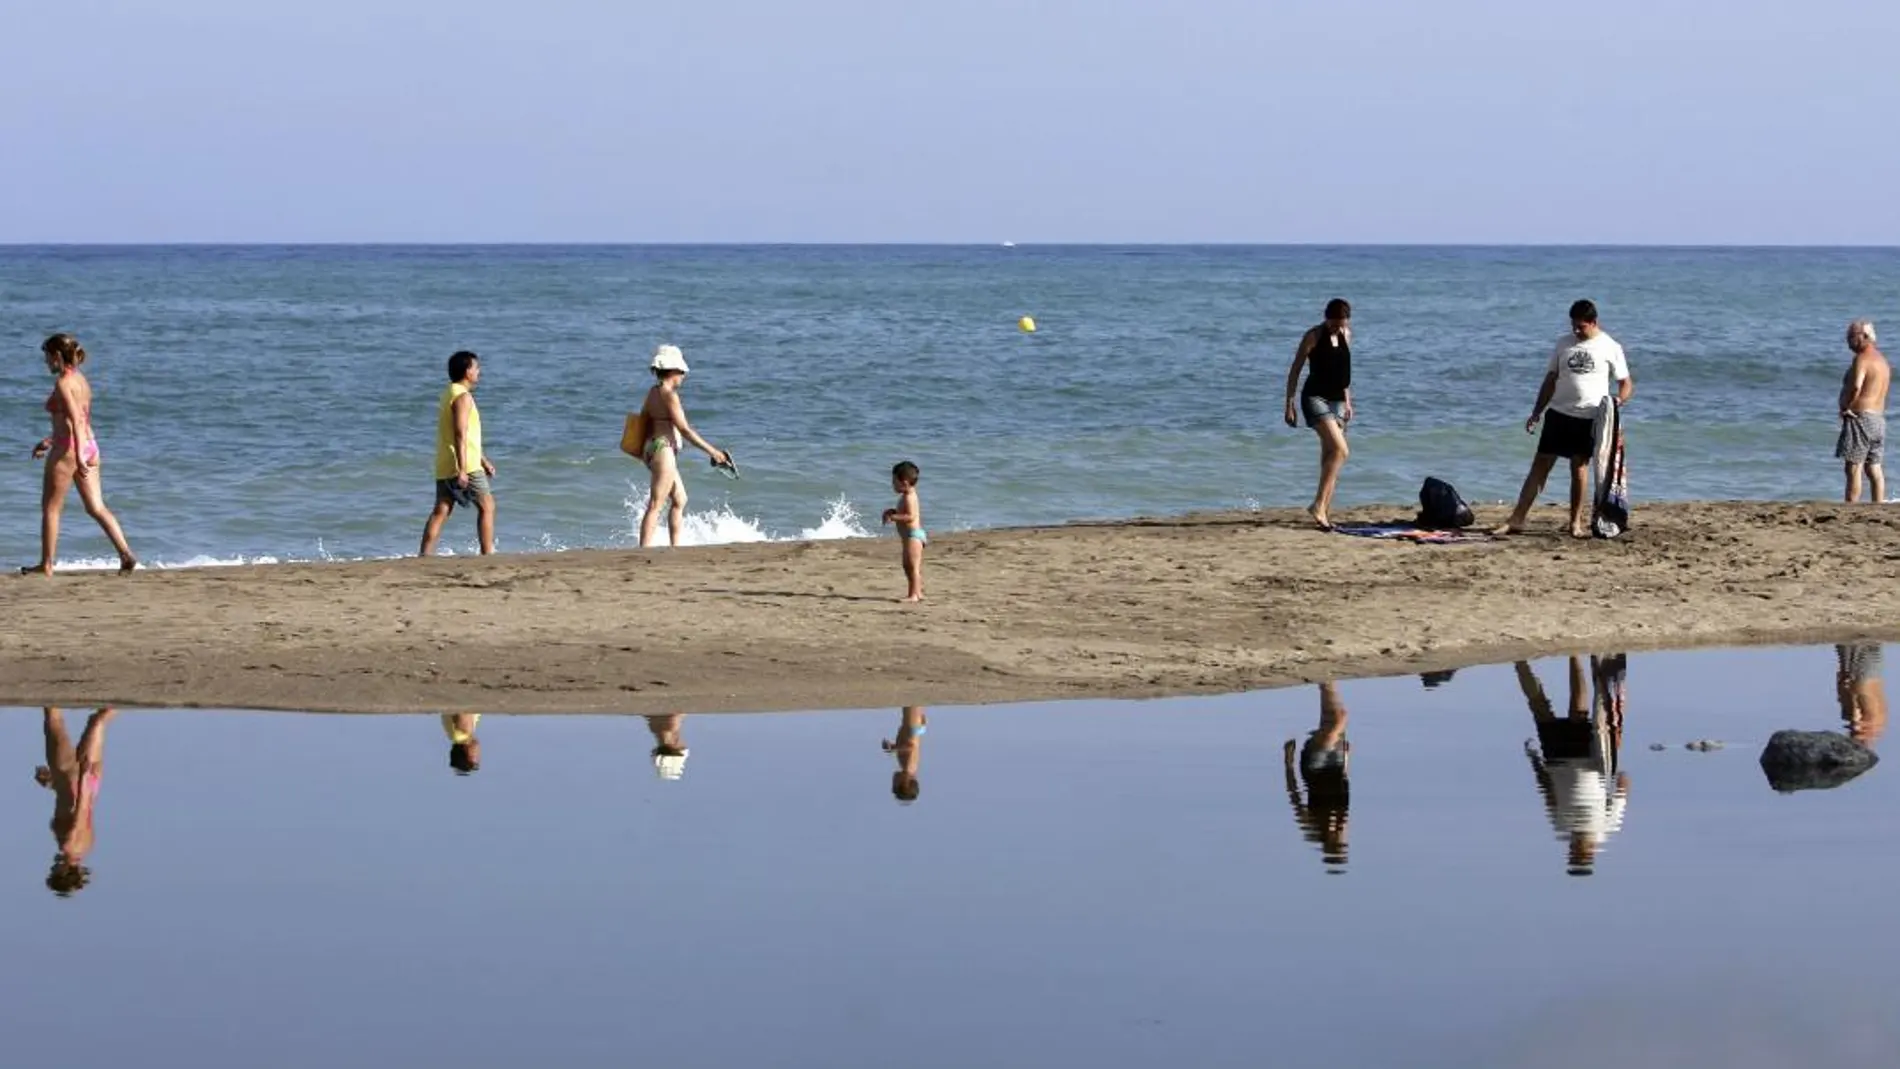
left=3, top=0, right=1896, bottom=244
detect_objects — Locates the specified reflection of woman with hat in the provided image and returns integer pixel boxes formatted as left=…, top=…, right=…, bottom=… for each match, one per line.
left=647, top=714, right=690, bottom=781
left=441, top=712, right=482, bottom=774
left=1284, top=683, right=1349, bottom=872
left=881, top=706, right=927, bottom=803
left=636, top=345, right=730, bottom=548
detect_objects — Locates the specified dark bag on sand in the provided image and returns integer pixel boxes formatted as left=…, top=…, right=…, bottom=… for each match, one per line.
left=1417, top=477, right=1475, bottom=530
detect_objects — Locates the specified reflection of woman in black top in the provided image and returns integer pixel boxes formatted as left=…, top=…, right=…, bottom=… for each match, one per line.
left=1283, top=682, right=1350, bottom=872
left=1283, top=298, right=1354, bottom=531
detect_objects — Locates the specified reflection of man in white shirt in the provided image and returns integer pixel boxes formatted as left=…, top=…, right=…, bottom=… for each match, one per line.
left=1493, top=300, right=1635, bottom=537
left=1515, top=656, right=1630, bottom=877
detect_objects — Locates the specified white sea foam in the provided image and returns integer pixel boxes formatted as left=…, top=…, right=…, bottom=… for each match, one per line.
left=619, top=488, right=872, bottom=546
left=42, top=554, right=284, bottom=572
left=29, top=495, right=872, bottom=571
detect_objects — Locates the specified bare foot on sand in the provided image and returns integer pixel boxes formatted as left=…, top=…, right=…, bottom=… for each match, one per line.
left=19, top=564, right=51, bottom=577
left=1305, top=505, right=1333, bottom=532
left=119, top=556, right=138, bottom=574
left=1488, top=523, right=1524, bottom=536
left=1569, top=523, right=1591, bottom=539
left=900, top=594, right=926, bottom=604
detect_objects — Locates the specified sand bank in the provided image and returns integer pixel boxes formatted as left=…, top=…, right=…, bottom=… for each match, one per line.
left=2, top=502, right=1898, bottom=714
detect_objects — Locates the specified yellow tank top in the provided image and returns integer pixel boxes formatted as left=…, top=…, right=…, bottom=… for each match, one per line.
left=434, top=382, right=484, bottom=479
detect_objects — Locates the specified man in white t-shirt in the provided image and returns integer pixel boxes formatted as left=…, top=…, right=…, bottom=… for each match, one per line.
left=1492, top=300, right=1635, bottom=537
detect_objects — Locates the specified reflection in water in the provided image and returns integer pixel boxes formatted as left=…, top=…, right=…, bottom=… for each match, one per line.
left=881, top=706, right=927, bottom=803
left=1518, top=656, right=1629, bottom=877
left=1284, top=682, right=1349, bottom=872
left=1836, top=643, right=1888, bottom=746
left=441, top=712, right=482, bottom=774
left=35, top=706, right=116, bottom=897
left=647, top=714, right=689, bottom=780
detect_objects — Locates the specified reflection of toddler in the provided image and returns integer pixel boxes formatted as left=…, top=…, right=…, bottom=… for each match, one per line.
left=881, top=706, right=927, bottom=803
left=880, top=461, right=925, bottom=603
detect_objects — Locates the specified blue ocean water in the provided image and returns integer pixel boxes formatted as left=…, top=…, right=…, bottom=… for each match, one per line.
left=2, top=245, right=1895, bottom=566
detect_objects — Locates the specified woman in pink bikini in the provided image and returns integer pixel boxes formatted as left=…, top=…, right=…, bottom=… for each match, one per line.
left=25, top=333, right=136, bottom=575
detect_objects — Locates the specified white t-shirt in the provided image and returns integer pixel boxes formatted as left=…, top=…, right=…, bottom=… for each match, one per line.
left=1546, top=332, right=1630, bottom=419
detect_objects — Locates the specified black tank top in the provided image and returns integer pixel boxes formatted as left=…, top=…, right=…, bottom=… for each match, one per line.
left=1301, top=327, right=1351, bottom=402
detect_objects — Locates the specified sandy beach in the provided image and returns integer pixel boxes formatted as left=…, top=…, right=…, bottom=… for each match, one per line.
left=2, top=501, right=1898, bottom=714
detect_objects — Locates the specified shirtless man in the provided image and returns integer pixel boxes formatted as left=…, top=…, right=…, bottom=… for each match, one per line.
left=1836, top=319, right=1888, bottom=503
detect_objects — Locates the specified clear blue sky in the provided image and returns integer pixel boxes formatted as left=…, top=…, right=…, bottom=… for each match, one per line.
left=5, top=0, right=1894, bottom=243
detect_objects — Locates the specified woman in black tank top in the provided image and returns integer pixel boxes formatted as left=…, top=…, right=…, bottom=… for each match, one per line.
left=1283, top=298, right=1355, bottom=530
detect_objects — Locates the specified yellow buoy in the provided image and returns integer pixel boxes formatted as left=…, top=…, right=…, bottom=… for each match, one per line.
left=1017, top=316, right=1037, bottom=333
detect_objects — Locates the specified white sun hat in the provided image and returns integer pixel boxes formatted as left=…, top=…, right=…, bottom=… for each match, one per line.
left=651, top=344, right=690, bottom=373
left=652, top=748, right=689, bottom=780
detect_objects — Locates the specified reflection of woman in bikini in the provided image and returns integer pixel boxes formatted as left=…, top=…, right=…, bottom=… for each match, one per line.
left=25, top=333, right=137, bottom=575
left=35, top=706, right=117, bottom=896
left=1283, top=682, right=1350, bottom=871
left=638, top=345, right=729, bottom=548
left=882, top=706, right=927, bottom=802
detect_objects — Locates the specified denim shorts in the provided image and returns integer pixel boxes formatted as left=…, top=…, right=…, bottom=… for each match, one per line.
left=1301, top=394, right=1346, bottom=427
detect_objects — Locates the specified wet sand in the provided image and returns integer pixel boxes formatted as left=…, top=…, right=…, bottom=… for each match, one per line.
left=2, top=501, right=1898, bottom=714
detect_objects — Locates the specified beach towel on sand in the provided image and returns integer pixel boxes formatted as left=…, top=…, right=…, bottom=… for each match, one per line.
left=1333, top=524, right=1492, bottom=544
left=1590, top=398, right=1629, bottom=539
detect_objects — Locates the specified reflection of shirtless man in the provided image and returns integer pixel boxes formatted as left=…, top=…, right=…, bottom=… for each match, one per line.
left=1836, top=643, right=1888, bottom=745
left=1836, top=319, right=1888, bottom=503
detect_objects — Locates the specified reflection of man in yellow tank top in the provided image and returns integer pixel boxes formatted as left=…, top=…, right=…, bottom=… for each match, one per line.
left=442, top=712, right=482, bottom=774
left=419, top=351, right=498, bottom=556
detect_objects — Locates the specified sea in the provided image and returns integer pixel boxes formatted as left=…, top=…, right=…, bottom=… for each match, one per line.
left=3, top=245, right=1896, bottom=567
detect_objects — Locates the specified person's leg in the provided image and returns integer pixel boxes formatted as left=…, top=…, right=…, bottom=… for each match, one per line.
left=1493, top=454, right=1559, bottom=534
left=668, top=476, right=689, bottom=547
left=29, top=458, right=74, bottom=575
left=74, top=465, right=136, bottom=570
left=1567, top=456, right=1590, bottom=537
left=77, top=707, right=116, bottom=768
left=42, top=707, right=74, bottom=777
left=475, top=493, right=496, bottom=555
left=1308, top=418, right=1349, bottom=529
left=901, top=537, right=925, bottom=602
left=640, top=449, right=681, bottom=547
left=1845, top=461, right=1862, bottom=504
left=1514, top=661, right=1555, bottom=722
left=419, top=488, right=454, bottom=556
left=1868, top=461, right=1886, bottom=503
left=1566, top=656, right=1589, bottom=718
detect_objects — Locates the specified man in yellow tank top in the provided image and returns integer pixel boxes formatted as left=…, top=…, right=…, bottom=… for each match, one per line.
left=419, top=350, right=497, bottom=555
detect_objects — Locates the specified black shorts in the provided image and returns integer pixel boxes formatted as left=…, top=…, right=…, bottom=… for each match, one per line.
left=1536, top=411, right=1595, bottom=460
left=436, top=471, right=493, bottom=508
left=1535, top=718, right=1595, bottom=761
